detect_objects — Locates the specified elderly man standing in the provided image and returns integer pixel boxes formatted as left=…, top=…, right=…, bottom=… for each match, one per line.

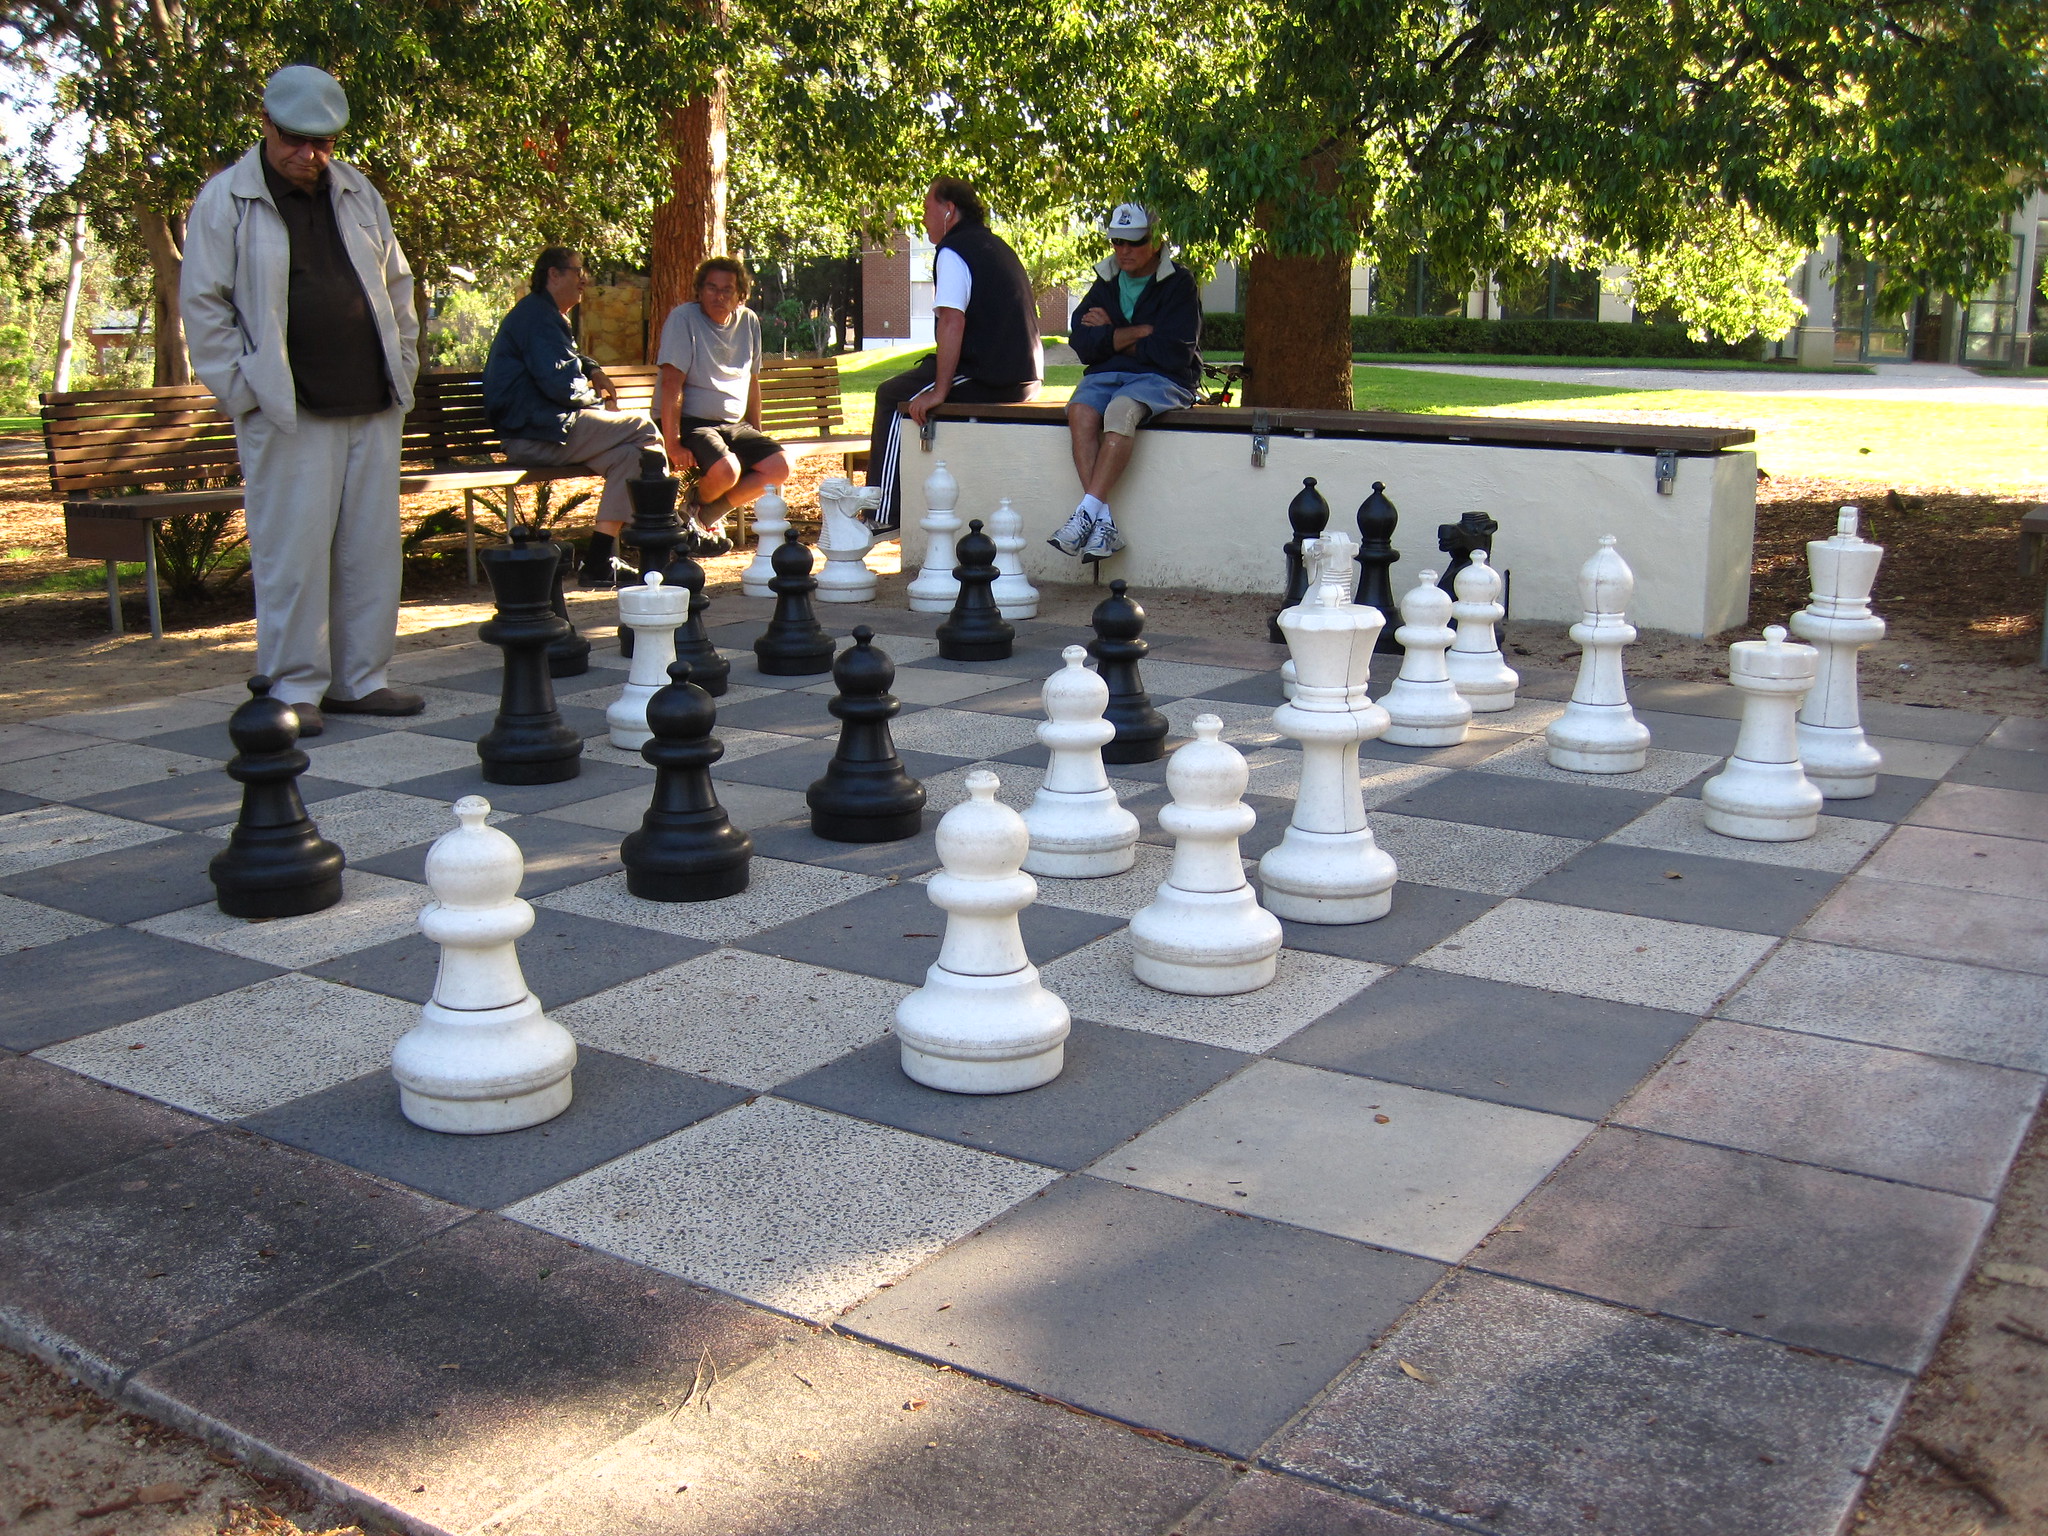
left=182, top=65, right=423, bottom=735
left=484, top=246, right=663, bottom=587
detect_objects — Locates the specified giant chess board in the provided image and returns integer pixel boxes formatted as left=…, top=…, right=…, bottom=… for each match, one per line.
left=2, top=588, right=2045, bottom=1536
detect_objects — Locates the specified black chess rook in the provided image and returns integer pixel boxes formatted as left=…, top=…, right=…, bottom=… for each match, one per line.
left=935, top=520, right=1014, bottom=662
left=621, top=660, right=753, bottom=901
left=543, top=528, right=592, bottom=678
left=1270, top=475, right=1331, bottom=642
left=208, top=676, right=346, bottom=919
left=808, top=626, right=926, bottom=842
left=478, top=528, right=584, bottom=785
left=1354, top=479, right=1403, bottom=654
left=1088, top=579, right=1169, bottom=765
left=752, top=530, right=836, bottom=676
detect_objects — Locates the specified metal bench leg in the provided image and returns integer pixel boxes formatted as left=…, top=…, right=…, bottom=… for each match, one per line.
left=464, top=491, right=478, bottom=585
left=143, top=523, right=163, bottom=639
left=104, top=559, right=123, bottom=636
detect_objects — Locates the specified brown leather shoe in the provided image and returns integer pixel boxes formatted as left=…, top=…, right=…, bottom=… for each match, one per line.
left=290, top=703, right=325, bottom=737
left=320, top=687, right=426, bottom=717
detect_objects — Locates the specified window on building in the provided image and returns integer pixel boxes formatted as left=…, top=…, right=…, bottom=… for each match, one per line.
left=1960, top=233, right=2024, bottom=365
left=1371, top=255, right=1468, bottom=317
left=1832, top=258, right=1914, bottom=362
left=1494, top=261, right=1600, bottom=320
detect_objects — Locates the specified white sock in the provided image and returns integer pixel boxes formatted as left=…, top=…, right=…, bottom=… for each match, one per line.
left=1081, top=494, right=1108, bottom=518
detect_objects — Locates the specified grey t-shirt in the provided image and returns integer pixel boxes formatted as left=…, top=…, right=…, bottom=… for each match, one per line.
left=657, top=301, right=761, bottom=423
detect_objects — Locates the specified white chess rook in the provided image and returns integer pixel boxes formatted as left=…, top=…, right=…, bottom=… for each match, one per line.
left=392, top=797, right=577, bottom=1132
left=1258, top=533, right=1400, bottom=924
left=740, top=489, right=789, bottom=598
left=1023, top=646, right=1139, bottom=877
left=814, top=476, right=880, bottom=603
left=1790, top=506, right=1886, bottom=798
left=1446, top=549, right=1519, bottom=711
left=1702, top=626, right=1823, bottom=842
left=907, top=460, right=963, bottom=612
left=896, top=770, right=1071, bottom=1092
left=1129, top=715, right=1282, bottom=995
left=988, top=497, right=1041, bottom=619
left=1546, top=536, right=1652, bottom=773
left=1379, top=569, right=1473, bottom=746
left=606, top=571, right=687, bottom=750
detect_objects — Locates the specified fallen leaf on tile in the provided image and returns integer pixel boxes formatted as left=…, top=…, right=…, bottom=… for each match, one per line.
left=1983, top=1262, right=2048, bottom=1289
left=1374, top=1114, right=1391, bottom=1124
left=1397, top=1359, right=1437, bottom=1384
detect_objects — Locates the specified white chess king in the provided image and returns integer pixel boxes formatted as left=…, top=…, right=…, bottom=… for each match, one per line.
left=1789, top=506, right=1886, bottom=798
left=391, top=797, right=577, bottom=1132
left=1546, top=536, right=1651, bottom=773
left=1022, top=647, right=1139, bottom=877
left=1446, top=549, right=1518, bottom=711
left=906, top=459, right=964, bottom=612
left=1702, top=625, right=1824, bottom=842
left=1378, top=569, right=1473, bottom=747
left=607, top=570, right=687, bottom=750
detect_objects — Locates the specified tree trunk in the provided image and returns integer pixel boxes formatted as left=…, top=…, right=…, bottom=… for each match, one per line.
left=51, top=209, right=87, bottom=393
left=1241, top=247, right=1353, bottom=410
left=137, top=207, right=190, bottom=386
left=648, top=75, right=729, bottom=350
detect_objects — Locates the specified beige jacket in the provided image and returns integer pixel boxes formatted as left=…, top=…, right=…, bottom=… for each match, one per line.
left=181, top=144, right=418, bottom=431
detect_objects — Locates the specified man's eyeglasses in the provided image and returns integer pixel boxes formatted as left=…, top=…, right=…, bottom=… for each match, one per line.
left=1109, top=237, right=1151, bottom=249
left=275, top=129, right=338, bottom=154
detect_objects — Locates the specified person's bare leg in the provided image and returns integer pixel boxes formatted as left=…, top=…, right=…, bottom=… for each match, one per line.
left=1086, top=431, right=1139, bottom=502
left=694, top=453, right=741, bottom=502
left=727, top=452, right=791, bottom=508
left=1067, top=402, right=1103, bottom=488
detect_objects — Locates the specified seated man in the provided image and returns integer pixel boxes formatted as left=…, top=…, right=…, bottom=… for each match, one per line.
left=656, top=256, right=790, bottom=545
left=483, top=245, right=661, bottom=586
left=1051, top=203, right=1202, bottom=562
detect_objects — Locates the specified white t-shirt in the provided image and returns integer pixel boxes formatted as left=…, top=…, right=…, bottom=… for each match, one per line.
left=934, top=248, right=971, bottom=312
left=656, top=301, right=761, bottom=423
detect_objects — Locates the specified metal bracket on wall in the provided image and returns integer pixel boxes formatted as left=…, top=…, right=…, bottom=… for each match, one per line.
left=920, top=417, right=937, bottom=451
left=1655, top=450, right=1678, bottom=496
left=1251, top=410, right=1270, bottom=468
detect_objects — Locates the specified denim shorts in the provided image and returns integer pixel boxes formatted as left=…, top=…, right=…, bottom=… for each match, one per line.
left=1069, top=369, right=1196, bottom=420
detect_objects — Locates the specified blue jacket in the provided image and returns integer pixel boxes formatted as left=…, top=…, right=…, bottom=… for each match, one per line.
left=482, top=290, right=600, bottom=443
left=1070, top=253, right=1202, bottom=390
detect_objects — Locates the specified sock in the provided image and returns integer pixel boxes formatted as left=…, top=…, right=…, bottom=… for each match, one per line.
left=583, top=531, right=615, bottom=570
left=1081, top=493, right=1108, bottom=517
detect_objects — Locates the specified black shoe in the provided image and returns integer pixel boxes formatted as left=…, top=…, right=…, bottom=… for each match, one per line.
left=580, top=532, right=617, bottom=588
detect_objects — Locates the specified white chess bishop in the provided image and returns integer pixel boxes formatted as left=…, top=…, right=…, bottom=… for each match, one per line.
left=907, top=459, right=963, bottom=612
left=895, top=770, right=1070, bottom=1092
left=391, top=797, right=577, bottom=1132
left=1258, top=533, right=1399, bottom=924
left=1446, top=550, right=1518, bottom=711
left=1546, top=536, right=1651, bottom=773
left=1702, top=625, right=1823, bottom=841
left=1022, top=647, right=1139, bottom=877
left=1790, top=506, right=1886, bottom=798
left=814, top=476, right=880, bottom=602
left=1129, top=714, right=1282, bottom=995
left=1378, top=569, right=1473, bottom=746
left=740, top=488, right=789, bottom=598
left=987, top=497, right=1040, bottom=619
left=607, top=570, right=687, bottom=750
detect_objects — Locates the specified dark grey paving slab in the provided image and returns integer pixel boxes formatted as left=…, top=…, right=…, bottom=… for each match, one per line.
left=0, top=1128, right=461, bottom=1385
left=1859, top=700, right=2000, bottom=747
left=1145, top=635, right=1290, bottom=670
left=0, top=927, right=282, bottom=1052
left=1357, top=734, right=1522, bottom=769
left=1272, top=884, right=1505, bottom=967
left=1191, top=671, right=1289, bottom=707
left=0, top=1057, right=208, bottom=1205
left=1276, top=968, right=1695, bottom=1122
left=1947, top=743, right=2048, bottom=794
left=937, top=676, right=1047, bottom=717
left=736, top=880, right=1121, bottom=986
left=1380, top=772, right=1661, bottom=841
left=1672, top=771, right=1936, bottom=824
left=712, top=739, right=964, bottom=792
left=1267, top=1271, right=1904, bottom=1536
left=1633, top=708, right=1741, bottom=756
left=1477, top=1126, right=1991, bottom=1371
left=775, top=1021, right=1250, bottom=1169
left=1186, top=1472, right=1453, bottom=1534
left=355, top=813, right=624, bottom=894
left=240, top=1050, right=745, bottom=1208
left=1519, top=843, right=1840, bottom=935
left=845, top=1175, right=1443, bottom=1458
left=0, top=832, right=225, bottom=922
left=744, top=816, right=943, bottom=877
left=310, top=907, right=710, bottom=1006
left=131, top=1214, right=790, bottom=1535
left=1623, top=679, right=1746, bottom=720
left=414, top=666, right=515, bottom=696
left=413, top=703, right=614, bottom=744
left=913, top=646, right=1076, bottom=678
left=383, top=758, right=650, bottom=814
left=72, top=771, right=357, bottom=830
left=0, top=788, right=43, bottom=813
left=714, top=688, right=927, bottom=739
left=142, top=716, right=390, bottom=759
left=1984, top=716, right=2048, bottom=752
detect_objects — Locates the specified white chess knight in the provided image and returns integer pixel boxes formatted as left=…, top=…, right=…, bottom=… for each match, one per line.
left=1546, top=536, right=1652, bottom=773
left=606, top=571, right=687, bottom=750
left=1129, top=715, right=1282, bottom=995
left=1702, top=626, right=1824, bottom=841
left=391, top=797, right=577, bottom=1133
left=906, top=459, right=963, bottom=613
left=987, top=497, right=1040, bottom=619
left=896, top=770, right=1071, bottom=1092
left=740, top=488, right=789, bottom=598
left=1258, top=533, right=1400, bottom=924
left=813, top=476, right=880, bottom=603
left=1790, top=506, right=1886, bottom=798
left=1022, top=647, right=1139, bottom=877
left=1446, top=550, right=1518, bottom=711
left=1378, top=569, right=1473, bottom=746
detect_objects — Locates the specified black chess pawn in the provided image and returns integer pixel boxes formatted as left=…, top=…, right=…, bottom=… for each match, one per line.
left=808, top=627, right=926, bottom=842
left=478, top=527, right=584, bottom=785
left=1269, top=475, right=1331, bottom=643
left=619, top=448, right=687, bottom=659
left=1436, top=510, right=1500, bottom=597
left=542, top=529, right=592, bottom=678
left=664, top=544, right=730, bottom=696
left=1088, top=579, right=1169, bottom=765
left=936, top=520, right=1014, bottom=662
left=752, top=529, right=835, bottom=676
left=621, top=660, right=752, bottom=901
left=208, top=676, right=345, bottom=919
left=1354, top=479, right=1403, bottom=654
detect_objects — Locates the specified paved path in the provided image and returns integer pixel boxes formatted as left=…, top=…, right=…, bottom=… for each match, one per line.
left=1376, top=360, right=2048, bottom=404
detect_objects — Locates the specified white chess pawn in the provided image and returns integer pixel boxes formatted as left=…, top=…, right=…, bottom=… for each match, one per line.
left=1129, top=715, right=1282, bottom=995
left=907, top=459, right=963, bottom=613
left=1378, top=570, right=1472, bottom=746
left=987, top=497, right=1040, bottom=619
left=1702, top=626, right=1823, bottom=841
left=1446, top=550, right=1518, bottom=711
left=1258, top=533, right=1399, bottom=924
left=607, top=571, right=687, bottom=750
left=1790, top=506, right=1886, bottom=798
left=896, top=770, right=1070, bottom=1093
left=1023, top=646, right=1139, bottom=877
left=740, top=488, right=789, bottom=598
left=814, top=476, right=879, bottom=603
left=392, top=797, right=577, bottom=1132
left=1546, top=536, right=1651, bottom=773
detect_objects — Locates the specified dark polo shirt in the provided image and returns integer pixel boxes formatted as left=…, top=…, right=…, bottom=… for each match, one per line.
left=260, top=154, right=390, bottom=416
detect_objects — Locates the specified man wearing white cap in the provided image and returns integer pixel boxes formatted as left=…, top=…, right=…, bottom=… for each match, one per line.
left=1049, top=203, right=1203, bottom=563
left=182, top=65, right=422, bottom=735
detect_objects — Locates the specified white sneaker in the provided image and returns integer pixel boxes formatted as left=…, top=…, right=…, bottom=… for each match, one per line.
left=1080, top=517, right=1126, bottom=562
left=1048, top=505, right=1096, bottom=555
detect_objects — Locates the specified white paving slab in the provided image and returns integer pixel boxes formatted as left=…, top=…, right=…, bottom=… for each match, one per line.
left=301, top=731, right=482, bottom=788
left=41, top=696, right=236, bottom=741
left=1606, top=798, right=1888, bottom=873
left=0, top=892, right=106, bottom=952
left=0, top=744, right=221, bottom=800
left=0, top=805, right=176, bottom=877
left=537, top=859, right=884, bottom=943
left=1367, top=814, right=1584, bottom=895
left=136, top=868, right=427, bottom=968
left=887, top=708, right=1045, bottom=759
left=0, top=723, right=112, bottom=766
left=1467, top=736, right=1722, bottom=794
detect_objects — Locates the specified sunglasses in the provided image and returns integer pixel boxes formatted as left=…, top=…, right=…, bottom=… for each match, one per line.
left=274, top=128, right=338, bottom=154
left=1110, top=236, right=1151, bottom=248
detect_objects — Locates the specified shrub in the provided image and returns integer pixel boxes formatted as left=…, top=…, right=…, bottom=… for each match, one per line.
left=1197, top=313, right=1763, bottom=361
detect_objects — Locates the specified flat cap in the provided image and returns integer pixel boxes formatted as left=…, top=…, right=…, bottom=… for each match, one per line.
left=263, top=66, right=349, bottom=136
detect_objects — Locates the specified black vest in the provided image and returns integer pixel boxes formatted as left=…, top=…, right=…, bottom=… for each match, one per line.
left=935, top=222, right=1042, bottom=386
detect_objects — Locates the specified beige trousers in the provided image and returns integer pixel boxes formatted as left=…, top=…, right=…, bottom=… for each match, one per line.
left=235, top=405, right=404, bottom=707
left=503, top=408, right=663, bottom=529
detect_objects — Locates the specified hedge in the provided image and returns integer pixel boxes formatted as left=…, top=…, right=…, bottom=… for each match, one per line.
left=1198, top=312, right=1764, bottom=361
